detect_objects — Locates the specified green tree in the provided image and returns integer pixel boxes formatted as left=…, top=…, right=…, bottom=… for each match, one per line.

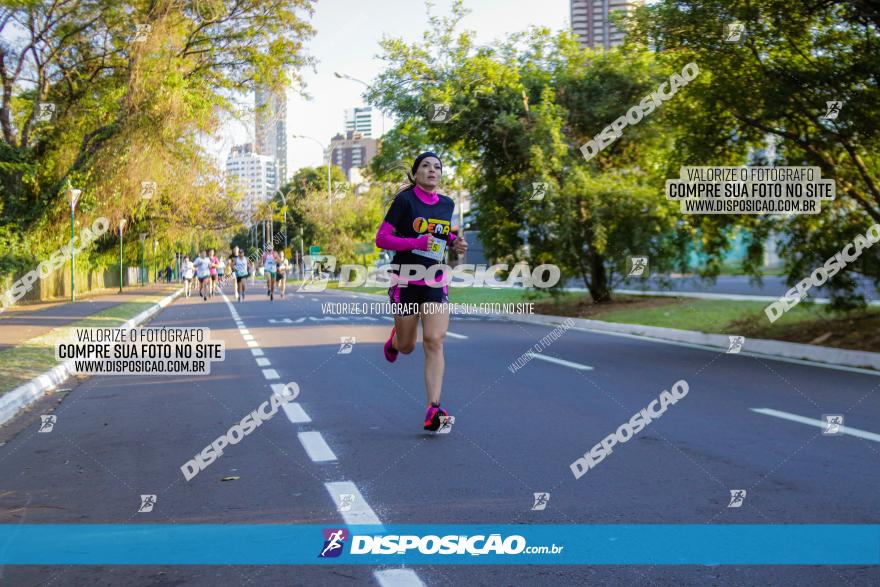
left=632, top=0, right=880, bottom=307
left=369, top=2, right=688, bottom=300
left=0, top=0, right=315, bottom=276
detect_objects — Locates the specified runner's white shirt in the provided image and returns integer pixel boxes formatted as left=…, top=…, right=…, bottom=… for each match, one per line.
left=182, top=260, right=194, bottom=279
left=195, top=257, right=211, bottom=278
left=263, top=252, right=277, bottom=272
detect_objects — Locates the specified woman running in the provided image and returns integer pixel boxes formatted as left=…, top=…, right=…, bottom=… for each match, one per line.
left=181, top=255, right=195, bottom=298
left=375, top=152, right=468, bottom=432
left=208, top=248, right=220, bottom=298
left=261, top=244, right=279, bottom=301
left=276, top=252, right=289, bottom=299
left=194, top=250, right=211, bottom=301
left=223, top=253, right=233, bottom=288
left=233, top=248, right=249, bottom=301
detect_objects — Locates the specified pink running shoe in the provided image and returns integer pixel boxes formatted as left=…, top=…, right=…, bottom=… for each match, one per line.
left=383, top=327, right=399, bottom=363
left=423, top=403, right=449, bottom=432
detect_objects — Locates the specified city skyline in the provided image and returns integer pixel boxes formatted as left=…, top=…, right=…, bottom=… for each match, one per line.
left=206, top=0, right=569, bottom=179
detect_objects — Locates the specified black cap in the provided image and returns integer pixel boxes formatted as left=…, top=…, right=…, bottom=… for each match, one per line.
left=412, top=151, right=442, bottom=175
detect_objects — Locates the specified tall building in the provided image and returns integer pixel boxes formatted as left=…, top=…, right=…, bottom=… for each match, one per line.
left=225, top=143, right=278, bottom=222
left=255, top=86, right=288, bottom=185
left=344, top=106, right=373, bottom=138
left=329, top=130, right=378, bottom=181
left=571, top=0, right=642, bottom=50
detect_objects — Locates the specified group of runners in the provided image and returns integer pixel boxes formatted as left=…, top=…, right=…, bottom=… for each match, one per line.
left=179, top=246, right=291, bottom=302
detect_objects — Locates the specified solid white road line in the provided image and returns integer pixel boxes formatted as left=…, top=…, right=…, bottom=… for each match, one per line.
left=751, top=408, right=880, bottom=442
left=299, top=431, right=337, bottom=462
left=566, top=325, right=880, bottom=377
left=527, top=352, right=594, bottom=371
left=446, top=331, right=468, bottom=340
left=324, top=481, right=381, bottom=525
left=294, top=317, right=306, bottom=323
left=256, top=358, right=270, bottom=367
left=262, top=369, right=279, bottom=380
left=374, top=570, right=426, bottom=587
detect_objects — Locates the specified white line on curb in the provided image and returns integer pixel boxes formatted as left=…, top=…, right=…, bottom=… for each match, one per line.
left=446, top=331, right=468, bottom=340
left=324, top=481, right=381, bottom=525
left=751, top=408, right=880, bottom=442
left=299, top=431, right=337, bottom=462
left=527, top=352, right=594, bottom=371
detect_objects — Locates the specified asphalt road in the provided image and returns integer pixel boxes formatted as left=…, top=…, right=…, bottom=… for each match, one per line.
left=0, top=281, right=878, bottom=585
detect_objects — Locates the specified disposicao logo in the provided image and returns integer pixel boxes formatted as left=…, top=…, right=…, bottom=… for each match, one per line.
left=319, top=528, right=348, bottom=558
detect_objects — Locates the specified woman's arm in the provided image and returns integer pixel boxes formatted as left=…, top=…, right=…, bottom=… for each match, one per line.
left=375, top=221, right=431, bottom=251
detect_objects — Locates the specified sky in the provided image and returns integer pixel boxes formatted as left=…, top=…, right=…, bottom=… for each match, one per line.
left=209, top=0, right=570, bottom=175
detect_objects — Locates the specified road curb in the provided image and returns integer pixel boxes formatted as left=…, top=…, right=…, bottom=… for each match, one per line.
left=501, top=311, right=880, bottom=372
left=0, top=287, right=183, bottom=428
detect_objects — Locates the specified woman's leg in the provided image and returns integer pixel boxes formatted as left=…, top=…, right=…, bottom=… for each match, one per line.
left=393, top=312, right=420, bottom=355
left=420, top=304, right=449, bottom=405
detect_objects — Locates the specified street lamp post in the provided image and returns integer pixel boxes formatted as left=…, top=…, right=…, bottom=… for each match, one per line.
left=300, top=227, right=305, bottom=277
left=66, top=186, right=81, bottom=301
left=139, top=232, right=147, bottom=285
left=118, top=219, right=127, bottom=293
left=292, top=134, right=336, bottom=219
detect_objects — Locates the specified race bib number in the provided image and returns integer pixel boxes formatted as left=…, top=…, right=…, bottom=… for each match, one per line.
left=412, top=235, right=447, bottom=262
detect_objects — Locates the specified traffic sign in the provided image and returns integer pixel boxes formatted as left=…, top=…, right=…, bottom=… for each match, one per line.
left=309, top=245, right=320, bottom=255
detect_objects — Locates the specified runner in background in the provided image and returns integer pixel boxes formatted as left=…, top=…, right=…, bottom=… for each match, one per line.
left=181, top=255, right=195, bottom=298
left=194, top=250, right=211, bottom=301
left=261, top=244, right=279, bottom=302
left=233, top=248, right=249, bottom=301
left=224, top=253, right=233, bottom=288
left=207, top=248, right=219, bottom=298
left=276, top=252, right=289, bottom=299
left=217, top=256, right=227, bottom=289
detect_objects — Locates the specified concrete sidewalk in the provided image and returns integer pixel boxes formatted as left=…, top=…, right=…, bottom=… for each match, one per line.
left=0, top=284, right=179, bottom=351
left=0, top=284, right=182, bottom=427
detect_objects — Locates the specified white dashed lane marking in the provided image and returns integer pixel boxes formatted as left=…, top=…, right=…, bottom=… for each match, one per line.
left=324, top=481, right=381, bottom=525
left=299, top=431, right=337, bottom=462
left=751, top=408, right=880, bottom=442
left=527, top=352, right=594, bottom=371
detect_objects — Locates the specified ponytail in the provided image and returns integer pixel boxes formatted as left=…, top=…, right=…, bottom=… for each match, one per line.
left=394, top=171, right=416, bottom=197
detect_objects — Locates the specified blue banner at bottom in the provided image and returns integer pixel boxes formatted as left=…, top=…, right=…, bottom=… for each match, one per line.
left=1, top=525, right=878, bottom=565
